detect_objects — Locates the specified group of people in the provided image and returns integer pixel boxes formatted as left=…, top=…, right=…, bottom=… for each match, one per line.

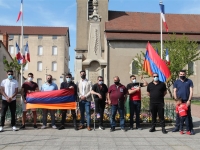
left=0, top=69, right=195, bottom=135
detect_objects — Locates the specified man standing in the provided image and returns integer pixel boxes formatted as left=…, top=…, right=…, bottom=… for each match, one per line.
left=91, top=76, right=108, bottom=130
left=127, top=75, right=148, bottom=130
left=0, top=70, right=19, bottom=132
left=172, top=70, right=194, bottom=135
left=77, top=70, right=92, bottom=131
left=20, top=73, right=39, bottom=129
left=41, top=75, right=58, bottom=129
left=58, top=73, right=78, bottom=130
left=108, top=76, right=127, bottom=132
left=147, top=73, right=167, bottom=134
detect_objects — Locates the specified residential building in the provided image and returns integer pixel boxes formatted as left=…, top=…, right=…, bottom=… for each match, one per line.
left=0, top=26, right=70, bottom=89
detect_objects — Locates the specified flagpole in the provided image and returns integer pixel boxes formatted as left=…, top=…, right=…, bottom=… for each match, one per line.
left=20, top=0, right=23, bottom=87
left=160, top=1, right=163, bottom=59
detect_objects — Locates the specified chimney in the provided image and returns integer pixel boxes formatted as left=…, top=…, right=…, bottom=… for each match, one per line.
left=3, top=32, right=9, bottom=51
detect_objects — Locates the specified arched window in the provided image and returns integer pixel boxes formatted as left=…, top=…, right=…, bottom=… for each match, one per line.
left=37, top=61, right=42, bottom=71
left=24, top=63, right=28, bottom=70
left=188, top=62, right=194, bottom=75
left=38, top=46, right=43, bottom=55
left=37, top=78, right=42, bottom=90
left=9, top=45, right=14, bottom=54
left=52, top=46, right=57, bottom=55
left=132, top=60, right=139, bottom=75
left=52, top=61, right=57, bottom=71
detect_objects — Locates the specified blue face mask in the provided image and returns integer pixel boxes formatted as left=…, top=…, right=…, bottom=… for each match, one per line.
left=132, top=79, right=136, bottom=83
left=8, top=75, right=13, bottom=80
left=66, top=78, right=71, bottom=83
left=154, top=77, right=159, bottom=82
left=98, top=81, right=103, bottom=85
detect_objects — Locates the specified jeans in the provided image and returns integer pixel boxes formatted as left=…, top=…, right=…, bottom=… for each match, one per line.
left=94, top=99, right=105, bottom=126
left=129, top=100, right=141, bottom=128
left=1, top=100, right=16, bottom=127
left=150, top=103, right=165, bottom=127
left=79, top=100, right=91, bottom=127
left=175, top=103, right=193, bottom=131
left=42, top=109, right=56, bottom=126
left=180, top=116, right=189, bottom=131
left=110, top=105, right=125, bottom=128
left=61, top=109, right=77, bottom=127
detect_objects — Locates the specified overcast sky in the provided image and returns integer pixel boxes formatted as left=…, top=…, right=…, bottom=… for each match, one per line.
left=0, top=0, right=199, bottom=75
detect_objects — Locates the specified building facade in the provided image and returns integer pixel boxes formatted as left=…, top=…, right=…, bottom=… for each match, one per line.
left=0, top=26, right=70, bottom=89
left=75, top=0, right=200, bottom=97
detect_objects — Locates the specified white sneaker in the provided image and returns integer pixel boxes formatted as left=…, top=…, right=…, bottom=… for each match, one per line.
left=0, top=126, right=3, bottom=132
left=52, top=125, right=57, bottom=129
left=41, top=125, right=46, bottom=129
left=12, top=126, right=19, bottom=131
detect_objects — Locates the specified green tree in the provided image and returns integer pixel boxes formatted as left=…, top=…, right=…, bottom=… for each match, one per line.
left=3, top=58, right=26, bottom=79
left=134, top=35, right=200, bottom=98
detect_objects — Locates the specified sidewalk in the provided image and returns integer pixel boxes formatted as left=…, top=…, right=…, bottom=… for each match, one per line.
left=0, top=116, right=200, bottom=150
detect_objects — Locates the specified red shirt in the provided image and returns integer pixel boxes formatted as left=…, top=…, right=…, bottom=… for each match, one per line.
left=176, top=103, right=188, bottom=117
left=127, top=83, right=144, bottom=101
left=108, top=84, right=127, bottom=105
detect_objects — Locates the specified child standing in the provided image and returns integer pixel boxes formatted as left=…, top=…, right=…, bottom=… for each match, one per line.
left=175, top=98, right=190, bottom=135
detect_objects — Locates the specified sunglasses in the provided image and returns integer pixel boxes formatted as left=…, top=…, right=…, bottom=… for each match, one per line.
left=8, top=74, right=13, bottom=75
left=153, top=76, right=158, bottom=77
left=66, top=77, right=71, bottom=78
left=99, top=80, right=103, bottom=81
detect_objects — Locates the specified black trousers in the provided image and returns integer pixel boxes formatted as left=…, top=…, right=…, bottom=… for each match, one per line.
left=180, top=116, right=189, bottom=131
left=175, top=104, right=193, bottom=131
left=94, top=99, right=105, bottom=126
left=150, top=103, right=165, bottom=127
left=61, top=110, right=77, bottom=127
left=1, top=100, right=16, bottom=127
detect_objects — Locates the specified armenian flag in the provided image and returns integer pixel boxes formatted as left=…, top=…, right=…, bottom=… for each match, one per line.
left=26, top=89, right=76, bottom=110
left=143, top=42, right=171, bottom=82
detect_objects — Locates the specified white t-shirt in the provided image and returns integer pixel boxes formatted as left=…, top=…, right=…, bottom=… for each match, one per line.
left=1, top=78, right=19, bottom=101
left=81, top=79, right=86, bottom=95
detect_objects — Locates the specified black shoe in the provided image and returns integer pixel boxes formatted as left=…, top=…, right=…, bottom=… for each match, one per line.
left=162, top=128, right=168, bottom=134
left=129, top=127, right=133, bottom=130
left=121, top=128, right=127, bottom=132
left=110, top=127, right=115, bottom=132
left=74, top=126, right=78, bottom=131
left=172, top=127, right=179, bottom=132
left=99, top=126, right=105, bottom=130
left=136, top=127, right=143, bottom=130
left=58, top=125, right=65, bottom=130
left=33, top=124, right=38, bottom=129
left=20, top=124, right=25, bottom=129
left=190, top=129, right=195, bottom=135
left=149, top=126, right=156, bottom=132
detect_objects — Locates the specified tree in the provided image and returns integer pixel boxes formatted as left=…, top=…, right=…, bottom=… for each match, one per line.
left=134, top=35, right=200, bottom=98
left=3, top=58, right=26, bottom=80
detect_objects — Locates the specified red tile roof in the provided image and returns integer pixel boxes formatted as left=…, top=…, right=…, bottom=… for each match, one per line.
left=105, top=11, right=200, bottom=41
left=0, top=26, right=69, bottom=36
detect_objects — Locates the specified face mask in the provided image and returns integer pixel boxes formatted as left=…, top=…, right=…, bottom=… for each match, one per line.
left=8, top=75, right=13, bottom=80
left=180, top=76, right=186, bottom=80
left=28, top=77, right=33, bottom=81
left=81, top=75, right=86, bottom=79
left=154, top=77, right=159, bottom=82
left=114, top=81, right=119, bottom=85
left=47, top=79, right=52, bottom=83
left=132, top=79, right=136, bottom=83
left=66, top=78, right=71, bottom=83
left=98, top=81, right=103, bottom=85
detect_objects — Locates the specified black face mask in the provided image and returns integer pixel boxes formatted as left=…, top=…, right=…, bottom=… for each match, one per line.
left=114, top=81, right=119, bottom=85
left=47, top=79, right=52, bottom=83
left=81, top=75, right=86, bottom=79
left=180, top=76, right=186, bottom=80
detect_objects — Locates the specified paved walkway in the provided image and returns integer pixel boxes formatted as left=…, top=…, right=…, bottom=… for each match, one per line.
left=0, top=116, right=200, bottom=150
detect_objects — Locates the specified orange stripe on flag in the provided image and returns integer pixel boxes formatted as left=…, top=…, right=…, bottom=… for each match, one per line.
left=26, top=102, right=76, bottom=110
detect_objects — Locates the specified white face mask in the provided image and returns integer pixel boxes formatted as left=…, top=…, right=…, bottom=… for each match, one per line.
left=66, top=78, right=71, bottom=82
left=132, top=79, right=136, bottom=83
left=28, top=77, right=33, bottom=81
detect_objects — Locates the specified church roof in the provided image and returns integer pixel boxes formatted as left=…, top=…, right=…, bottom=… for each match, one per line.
left=105, top=11, right=200, bottom=41
left=0, top=26, right=69, bottom=36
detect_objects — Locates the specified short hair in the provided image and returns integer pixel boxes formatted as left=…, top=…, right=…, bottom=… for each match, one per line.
left=179, top=70, right=186, bottom=73
left=80, top=70, right=85, bottom=74
left=47, top=74, right=52, bottom=78
left=130, top=75, right=136, bottom=78
left=66, top=73, right=72, bottom=77
left=153, top=72, right=159, bottom=76
left=7, top=70, right=13, bottom=73
left=97, top=76, right=103, bottom=79
left=28, top=73, right=33, bottom=76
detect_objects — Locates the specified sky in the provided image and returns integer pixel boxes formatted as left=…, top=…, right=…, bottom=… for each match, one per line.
left=0, top=0, right=200, bottom=75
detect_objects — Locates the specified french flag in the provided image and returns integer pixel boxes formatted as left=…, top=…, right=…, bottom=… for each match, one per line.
left=166, top=49, right=170, bottom=65
left=25, top=42, right=30, bottom=62
left=16, top=0, right=23, bottom=22
left=16, top=43, right=25, bottom=64
left=159, top=3, right=168, bottom=32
